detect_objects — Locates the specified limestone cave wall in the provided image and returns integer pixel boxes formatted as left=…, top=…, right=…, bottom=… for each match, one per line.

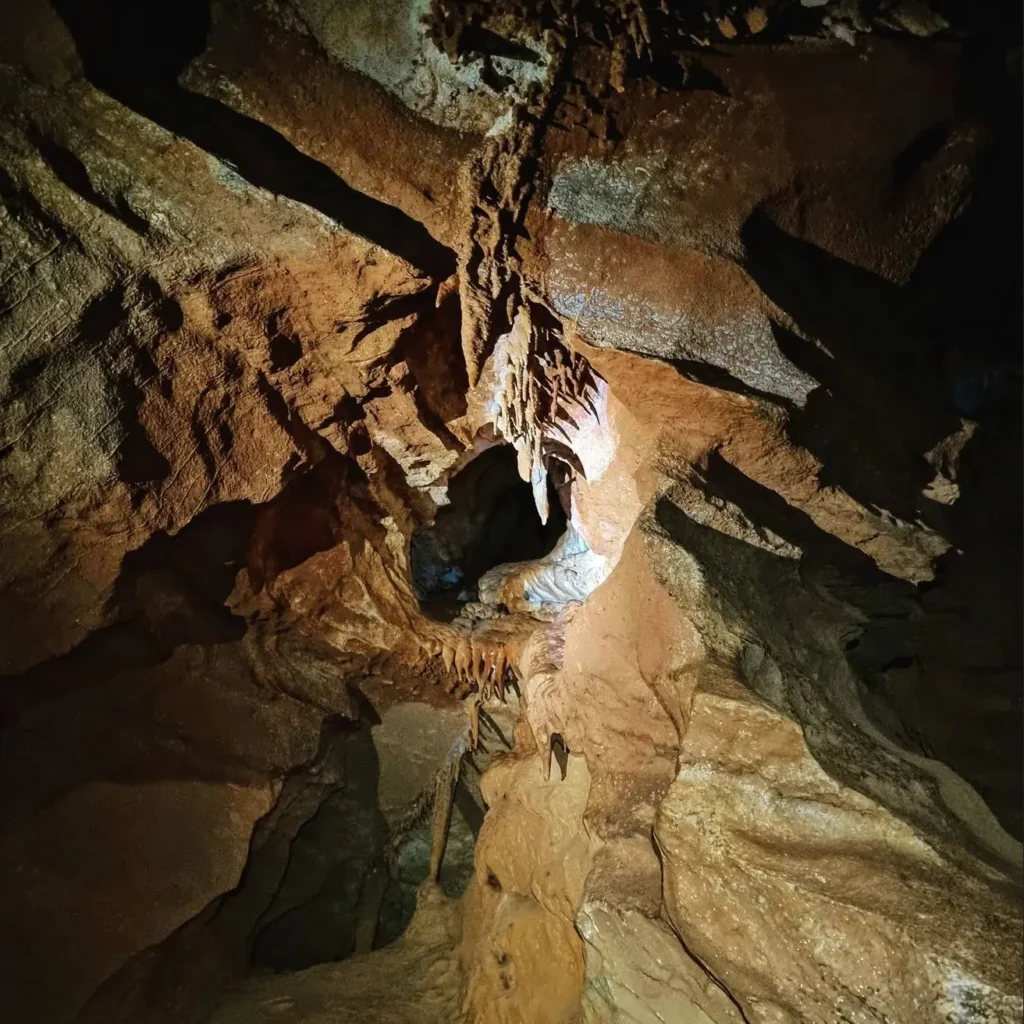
left=0, top=2, right=1020, bottom=1023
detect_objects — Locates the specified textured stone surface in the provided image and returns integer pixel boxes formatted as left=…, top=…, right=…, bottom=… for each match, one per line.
left=210, top=884, right=463, bottom=1024
left=577, top=902, right=742, bottom=1024
left=0, top=778, right=278, bottom=1024
left=0, top=1, right=1020, bottom=1023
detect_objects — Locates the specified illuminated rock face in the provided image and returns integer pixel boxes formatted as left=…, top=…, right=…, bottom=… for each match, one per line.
left=0, top=2, right=1021, bottom=1023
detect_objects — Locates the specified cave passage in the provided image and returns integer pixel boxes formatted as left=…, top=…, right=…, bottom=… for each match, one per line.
left=410, top=445, right=568, bottom=616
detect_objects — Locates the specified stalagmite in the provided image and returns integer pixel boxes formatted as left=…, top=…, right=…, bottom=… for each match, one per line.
left=467, top=694, right=481, bottom=751
left=427, top=734, right=466, bottom=882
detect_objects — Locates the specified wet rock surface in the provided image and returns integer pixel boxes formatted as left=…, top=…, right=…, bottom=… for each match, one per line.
left=0, top=1, right=1021, bottom=1022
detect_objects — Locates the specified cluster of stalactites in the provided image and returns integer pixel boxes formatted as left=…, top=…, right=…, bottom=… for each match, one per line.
left=492, top=303, right=599, bottom=523
left=416, top=633, right=517, bottom=701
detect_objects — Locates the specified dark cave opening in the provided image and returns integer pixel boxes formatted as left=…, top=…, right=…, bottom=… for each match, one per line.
left=239, top=695, right=499, bottom=972
left=410, top=445, right=568, bottom=616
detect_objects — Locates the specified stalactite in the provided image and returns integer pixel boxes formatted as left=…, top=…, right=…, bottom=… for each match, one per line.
left=489, top=302, right=602, bottom=524
left=417, top=619, right=525, bottom=703
left=457, top=96, right=550, bottom=389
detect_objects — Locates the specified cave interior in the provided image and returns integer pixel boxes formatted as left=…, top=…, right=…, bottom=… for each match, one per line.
left=0, top=1, right=1021, bottom=1023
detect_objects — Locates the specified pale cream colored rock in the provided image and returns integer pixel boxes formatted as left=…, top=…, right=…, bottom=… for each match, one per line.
left=460, top=754, right=593, bottom=1024
left=577, top=901, right=743, bottom=1024
left=656, top=681, right=1023, bottom=1024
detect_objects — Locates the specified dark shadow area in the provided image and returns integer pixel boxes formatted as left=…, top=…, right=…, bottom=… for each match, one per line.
left=742, top=210, right=961, bottom=524
left=0, top=163, right=68, bottom=243
left=394, top=286, right=470, bottom=426
left=769, top=319, right=944, bottom=525
left=246, top=450, right=386, bottom=591
left=694, top=449, right=1022, bottom=840
left=742, top=46, right=1022, bottom=531
left=454, top=774, right=486, bottom=834
left=51, top=0, right=456, bottom=277
left=108, top=500, right=255, bottom=641
left=28, top=128, right=150, bottom=234
left=895, top=389, right=1023, bottom=839
left=250, top=699, right=389, bottom=972
left=696, top=449, right=920, bottom=661
left=653, top=490, right=1018, bottom=869
left=72, top=690, right=489, bottom=1021
left=116, top=351, right=174, bottom=494
left=75, top=709, right=386, bottom=1024
left=890, top=119, right=953, bottom=198
left=374, top=709, right=507, bottom=952
left=731, top=57, right=1022, bottom=836
left=0, top=500, right=255, bottom=729
left=0, top=501, right=259, bottom=844
left=668, top=348, right=803, bottom=410
left=410, top=445, right=567, bottom=616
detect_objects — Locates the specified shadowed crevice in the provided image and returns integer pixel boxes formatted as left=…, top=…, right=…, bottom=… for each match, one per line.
left=52, top=0, right=456, bottom=277
left=0, top=500, right=255, bottom=730
left=28, top=128, right=151, bottom=234
left=743, top=195, right=1019, bottom=528
left=688, top=450, right=1022, bottom=839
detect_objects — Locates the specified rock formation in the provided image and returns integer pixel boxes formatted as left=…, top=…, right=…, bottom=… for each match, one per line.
left=0, top=1, right=1020, bottom=1022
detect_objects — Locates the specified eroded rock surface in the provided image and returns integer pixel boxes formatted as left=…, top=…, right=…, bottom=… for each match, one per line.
left=0, top=1, right=1020, bottom=1022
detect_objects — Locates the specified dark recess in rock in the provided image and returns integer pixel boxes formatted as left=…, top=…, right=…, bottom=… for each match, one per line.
left=53, top=0, right=457, bottom=277
left=411, top=444, right=567, bottom=613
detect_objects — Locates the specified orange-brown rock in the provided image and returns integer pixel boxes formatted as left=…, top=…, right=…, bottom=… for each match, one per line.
left=0, top=2, right=1020, bottom=1023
